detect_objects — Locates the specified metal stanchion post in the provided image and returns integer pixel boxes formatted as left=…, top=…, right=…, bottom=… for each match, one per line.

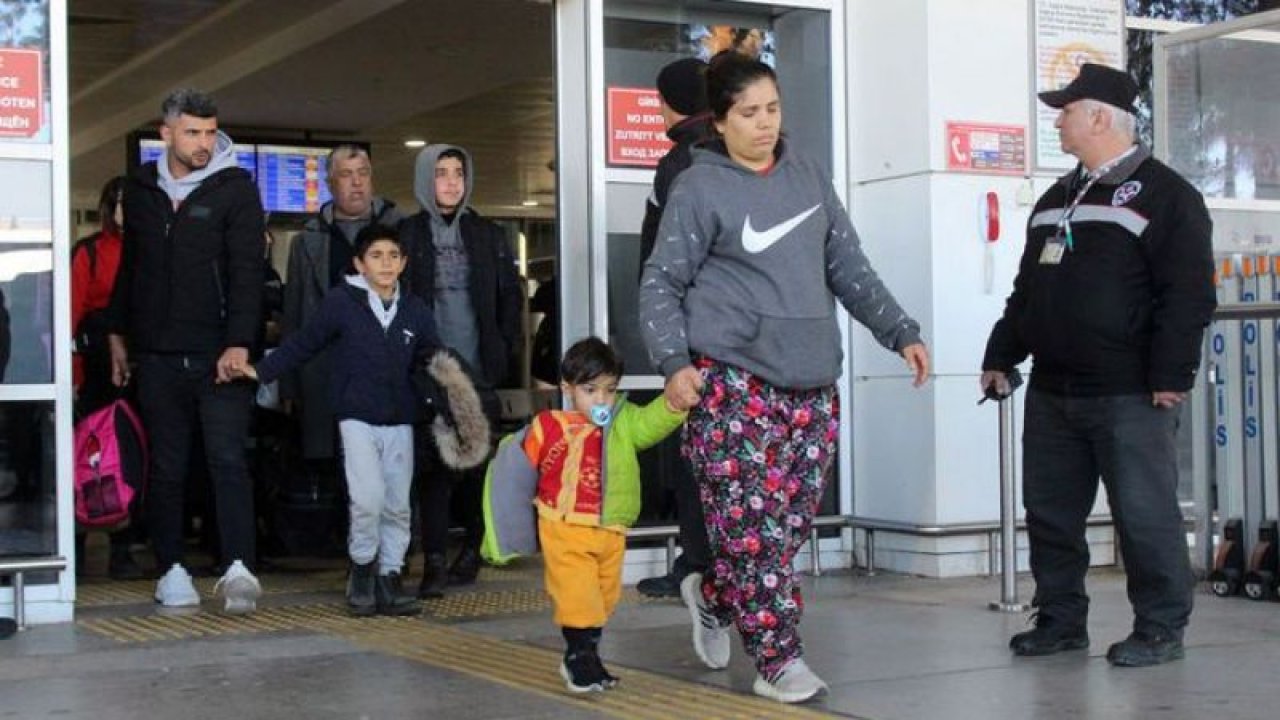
left=990, top=392, right=1029, bottom=613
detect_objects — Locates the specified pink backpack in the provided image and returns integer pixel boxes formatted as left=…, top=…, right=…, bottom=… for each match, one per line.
left=74, top=399, right=148, bottom=528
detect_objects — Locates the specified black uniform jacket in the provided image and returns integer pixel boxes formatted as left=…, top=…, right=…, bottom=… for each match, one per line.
left=983, top=147, right=1216, bottom=396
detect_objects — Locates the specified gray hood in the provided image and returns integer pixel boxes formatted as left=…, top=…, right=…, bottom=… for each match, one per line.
left=156, top=129, right=239, bottom=204
left=413, top=143, right=473, bottom=219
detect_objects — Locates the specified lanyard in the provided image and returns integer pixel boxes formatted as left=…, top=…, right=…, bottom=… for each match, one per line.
left=1055, top=146, right=1138, bottom=251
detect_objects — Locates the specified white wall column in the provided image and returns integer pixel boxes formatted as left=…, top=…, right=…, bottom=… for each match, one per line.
left=845, top=0, right=1116, bottom=576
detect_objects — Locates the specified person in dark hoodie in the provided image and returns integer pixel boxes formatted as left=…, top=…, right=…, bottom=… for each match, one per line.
left=635, top=57, right=715, bottom=600
left=637, top=57, right=715, bottom=273
left=282, top=145, right=401, bottom=475
left=107, top=88, right=264, bottom=614
left=401, top=144, right=522, bottom=598
left=639, top=53, right=930, bottom=703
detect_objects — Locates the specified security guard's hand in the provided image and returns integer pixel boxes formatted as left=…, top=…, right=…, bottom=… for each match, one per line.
left=1151, top=391, right=1186, bottom=409
left=980, top=370, right=1010, bottom=398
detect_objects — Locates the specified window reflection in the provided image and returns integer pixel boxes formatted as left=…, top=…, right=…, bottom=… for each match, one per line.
left=0, top=244, right=53, bottom=383
left=0, top=401, right=56, bottom=565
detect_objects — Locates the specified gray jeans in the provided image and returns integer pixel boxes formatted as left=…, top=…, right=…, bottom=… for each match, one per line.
left=1023, top=389, right=1193, bottom=637
left=338, top=420, right=414, bottom=575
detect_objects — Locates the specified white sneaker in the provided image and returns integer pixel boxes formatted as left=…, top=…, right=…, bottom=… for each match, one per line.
left=213, top=560, right=261, bottom=615
left=752, top=658, right=828, bottom=704
left=154, top=563, right=200, bottom=607
left=680, top=572, right=731, bottom=670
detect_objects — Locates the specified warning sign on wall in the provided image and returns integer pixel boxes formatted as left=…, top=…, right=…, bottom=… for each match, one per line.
left=607, top=87, right=672, bottom=168
left=946, top=122, right=1027, bottom=176
left=0, top=49, right=43, bottom=139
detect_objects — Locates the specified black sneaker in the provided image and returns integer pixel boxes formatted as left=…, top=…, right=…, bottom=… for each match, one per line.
left=447, top=545, right=481, bottom=586
left=597, top=656, right=619, bottom=689
left=559, top=650, right=607, bottom=693
left=636, top=572, right=682, bottom=598
left=585, top=628, right=618, bottom=688
left=375, top=572, right=421, bottom=616
left=1009, top=613, right=1089, bottom=656
left=1106, top=629, right=1184, bottom=667
left=418, top=553, right=447, bottom=599
left=347, top=561, right=376, bottom=617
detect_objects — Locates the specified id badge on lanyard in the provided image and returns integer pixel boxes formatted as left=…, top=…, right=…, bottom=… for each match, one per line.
left=1039, top=237, right=1066, bottom=265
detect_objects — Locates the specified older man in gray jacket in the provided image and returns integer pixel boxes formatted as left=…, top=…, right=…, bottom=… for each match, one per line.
left=281, top=145, right=401, bottom=514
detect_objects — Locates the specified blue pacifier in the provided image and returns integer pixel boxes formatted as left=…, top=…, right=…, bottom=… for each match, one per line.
left=589, top=403, right=613, bottom=427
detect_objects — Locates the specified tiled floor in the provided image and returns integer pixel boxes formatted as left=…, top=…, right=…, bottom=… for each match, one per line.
left=2, top=558, right=1277, bottom=719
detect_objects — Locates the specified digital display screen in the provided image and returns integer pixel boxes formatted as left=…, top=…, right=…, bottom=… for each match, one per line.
left=255, top=144, right=331, bottom=214
left=135, top=138, right=337, bottom=214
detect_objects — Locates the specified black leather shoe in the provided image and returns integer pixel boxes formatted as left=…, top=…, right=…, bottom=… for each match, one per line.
left=447, top=545, right=481, bottom=586
left=1009, top=615, right=1089, bottom=656
left=1106, top=629, right=1184, bottom=667
left=418, top=553, right=447, bottom=599
left=347, top=561, right=376, bottom=616
left=636, top=572, right=682, bottom=598
left=375, top=572, right=421, bottom=616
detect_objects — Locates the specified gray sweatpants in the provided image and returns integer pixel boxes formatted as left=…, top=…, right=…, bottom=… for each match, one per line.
left=338, top=420, right=414, bottom=575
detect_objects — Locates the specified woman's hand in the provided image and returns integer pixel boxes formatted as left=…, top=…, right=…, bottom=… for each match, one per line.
left=901, top=343, right=929, bottom=388
left=664, top=366, right=704, bottom=411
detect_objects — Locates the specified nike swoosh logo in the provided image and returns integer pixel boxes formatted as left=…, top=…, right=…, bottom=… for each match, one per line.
left=741, top=204, right=821, bottom=253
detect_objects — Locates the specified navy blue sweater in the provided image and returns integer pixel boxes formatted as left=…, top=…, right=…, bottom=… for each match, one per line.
left=255, top=282, right=441, bottom=426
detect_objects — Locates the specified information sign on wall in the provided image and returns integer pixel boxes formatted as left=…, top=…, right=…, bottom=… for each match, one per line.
left=606, top=87, right=672, bottom=168
left=946, top=122, right=1027, bottom=175
left=0, top=48, right=43, bottom=140
left=1032, top=0, right=1125, bottom=170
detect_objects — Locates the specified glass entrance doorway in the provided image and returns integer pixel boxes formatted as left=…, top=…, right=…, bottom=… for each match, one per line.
left=554, top=0, right=849, bottom=555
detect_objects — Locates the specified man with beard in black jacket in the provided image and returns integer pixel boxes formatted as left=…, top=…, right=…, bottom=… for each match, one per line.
left=107, top=88, right=264, bottom=614
left=635, top=57, right=715, bottom=599
left=401, top=144, right=521, bottom=598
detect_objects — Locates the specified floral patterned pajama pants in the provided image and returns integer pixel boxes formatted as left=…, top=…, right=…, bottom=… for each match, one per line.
left=683, top=356, right=839, bottom=675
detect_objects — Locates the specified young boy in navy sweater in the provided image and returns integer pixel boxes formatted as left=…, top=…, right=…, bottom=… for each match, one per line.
left=235, top=224, right=439, bottom=616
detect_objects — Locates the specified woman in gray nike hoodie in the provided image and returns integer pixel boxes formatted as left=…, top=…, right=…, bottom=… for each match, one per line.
left=639, top=52, right=929, bottom=704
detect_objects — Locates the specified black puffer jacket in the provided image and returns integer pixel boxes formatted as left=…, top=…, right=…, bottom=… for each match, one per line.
left=108, top=163, right=265, bottom=355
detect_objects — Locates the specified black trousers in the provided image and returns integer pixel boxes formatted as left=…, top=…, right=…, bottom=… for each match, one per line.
left=670, top=449, right=710, bottom=574
left=135, top=353, right=256, bottom=571
left=415, top=386, right=500, bottom=555
left=1022, top=389, right=1193, bottom=637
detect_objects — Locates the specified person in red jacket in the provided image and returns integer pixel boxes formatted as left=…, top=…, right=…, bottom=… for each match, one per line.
left=71, top=175, right=143, bottom=580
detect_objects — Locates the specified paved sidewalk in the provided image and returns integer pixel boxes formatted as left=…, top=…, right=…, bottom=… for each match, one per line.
left=2, top=563, right=1276, bottom=719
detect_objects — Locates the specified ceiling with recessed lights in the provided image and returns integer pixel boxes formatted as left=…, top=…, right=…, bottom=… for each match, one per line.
left=69, top=0, right=555, bottom=218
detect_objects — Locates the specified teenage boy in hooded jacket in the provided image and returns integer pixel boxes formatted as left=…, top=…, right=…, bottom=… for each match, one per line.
left=400, top=144, right=523, bottom=597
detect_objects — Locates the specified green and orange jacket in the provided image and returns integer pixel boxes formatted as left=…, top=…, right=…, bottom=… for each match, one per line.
left=481, top=394, right=684, bottom=563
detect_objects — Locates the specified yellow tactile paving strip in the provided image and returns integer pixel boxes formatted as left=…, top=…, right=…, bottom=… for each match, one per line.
left=76, top=572, right=662, bottom=621
left=76, top=571, right=346, bottom=607
left=78, top=603, right=834, bottom=720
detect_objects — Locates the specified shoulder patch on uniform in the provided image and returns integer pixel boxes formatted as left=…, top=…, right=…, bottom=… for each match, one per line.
left=1112, top=181, right=1142, bottom=206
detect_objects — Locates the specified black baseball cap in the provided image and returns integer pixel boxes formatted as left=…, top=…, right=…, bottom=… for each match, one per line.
left=1038, top=63, right=1138, bottom=111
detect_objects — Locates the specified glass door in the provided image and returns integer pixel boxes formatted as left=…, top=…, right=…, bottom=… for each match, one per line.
left=555, top=0, right=847, bottom=529
left=0, top=0, right=74, bottom=624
